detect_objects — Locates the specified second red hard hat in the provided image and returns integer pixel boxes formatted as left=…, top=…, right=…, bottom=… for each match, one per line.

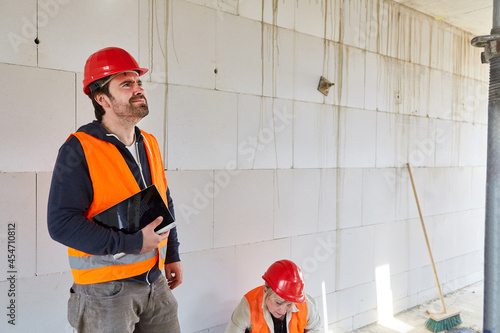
left=262, top=260, right=306, bottom=303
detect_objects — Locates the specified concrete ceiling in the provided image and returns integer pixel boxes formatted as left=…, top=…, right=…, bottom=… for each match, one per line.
left=394, top=0, right=493, bottom=36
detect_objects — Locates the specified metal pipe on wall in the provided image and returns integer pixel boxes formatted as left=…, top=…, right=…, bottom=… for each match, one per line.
left=472, top=0, right=500, bottom=331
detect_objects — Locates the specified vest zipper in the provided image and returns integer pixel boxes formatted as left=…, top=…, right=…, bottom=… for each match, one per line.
left=135, top=141, right=147, bottom=188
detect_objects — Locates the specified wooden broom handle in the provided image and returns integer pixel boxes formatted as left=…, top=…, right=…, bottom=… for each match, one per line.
left=406, top=163, right=446, bottom=313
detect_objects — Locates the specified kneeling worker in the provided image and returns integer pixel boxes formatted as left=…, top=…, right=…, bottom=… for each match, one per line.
left=226, top=260, right=321, bottom=333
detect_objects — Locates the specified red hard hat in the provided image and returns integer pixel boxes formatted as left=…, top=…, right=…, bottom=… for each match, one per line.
left=82, top=47, right=148, bottom=95
left=262, top=260, right=305, bottom=303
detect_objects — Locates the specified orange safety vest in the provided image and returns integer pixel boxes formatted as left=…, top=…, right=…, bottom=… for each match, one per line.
left=245, top=286, right=308, bottom=333
left=68, top=130, right=169, bottom=285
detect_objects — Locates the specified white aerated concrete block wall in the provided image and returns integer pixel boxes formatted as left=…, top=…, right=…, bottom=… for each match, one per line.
left=0, top=0, right=487, bottom=332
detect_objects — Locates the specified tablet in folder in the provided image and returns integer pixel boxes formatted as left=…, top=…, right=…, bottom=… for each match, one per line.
left=92, top=184, right=176, bottom=235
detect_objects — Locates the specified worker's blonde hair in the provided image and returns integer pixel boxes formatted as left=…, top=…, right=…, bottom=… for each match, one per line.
left=263, top=283, right=290, bottom=304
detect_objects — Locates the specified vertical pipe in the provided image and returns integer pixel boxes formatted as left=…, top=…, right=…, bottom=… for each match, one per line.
left=494, top=1, right=500, bottom=32
left=484, top=1, right=500, bottom=332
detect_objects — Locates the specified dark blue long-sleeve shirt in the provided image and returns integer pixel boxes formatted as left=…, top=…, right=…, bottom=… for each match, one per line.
left=47, top=121, right=180, bottom=284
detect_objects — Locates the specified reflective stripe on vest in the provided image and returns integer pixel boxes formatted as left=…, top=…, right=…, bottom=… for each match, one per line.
left=244, top=285, right=308, bottom=333
left=68, top=130, right=169, bottom=285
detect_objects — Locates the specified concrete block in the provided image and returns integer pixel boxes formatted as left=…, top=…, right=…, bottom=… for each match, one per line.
left=325, top=0, right=342, bottom=42
left=291, top=232, right=336, bottom=297
left=234, top=239, right=290, bottom=298
left=423, top=168, right=453, bottom=215
left=391, top=271, right=409, bottom=302
left=357, top=281, right=377, bottom=313
left=408, top=218, right=430, bottom=270
left=451, top=167, right=472, bottom=212
left=429, top=22, right=441, bottom=70
left=374, top=221, right=408, bottom=275
left=168, top=0, right=216, bottom=89
left=407, top=117, right=435, bottom=167
left=343, top=47, right=366, bottom=109
left=274, top=169, right=330, bottom=238
left=293, top=102, right=337, bottom=168
left=365, top=52, right=379, bottom=112
left=364, top=0, right=380, bottom=53
left=214, top=170, right=274, bottom=247
left=338, top=108, right=377, bottom=168
left=0, top=0, right=37, bottom=66
left=318, top=169, right=337, bottom=232
left=275, top=0, right=295, bottom=30
left=411, top=16, right=431, bottom=67
left=385, top=5, right=400, bottom=59
left=295, top=0, right=325, bottom=39
left=474, top=80, right=488, bottom=124
left=395, top=167, right=418, bottom=222
left=37, top=172, right=69, bottom=276
left=167, top=85, right=237, bottom=170
left=337, top=168, right=363, bottom=229
left=336, top=286, right=359, bottom=320
left=384, top=58, right=403, bottom=114
left=459, top=123, right=487, bottom=167
left=294, top=32, right=324, bottom=103
left=262, top=26, right=295, bottom=99
left=442, top=30, right=453, bottom=73
left=447, top=210, right=483, bottom=256
left=376, top=112, right=396, bottom=167
left=396, top=11, right=412, bottom=62
left=316, top=291, right=338, bottom=326
left=434, top=119, right=458, bottom=167
left=337, top=226, right=375, bottom=290
left=165, top=170, right=215, bottom=253
left=216, top=13, right=261, bottom=95
left=407, top=64, right=430, bottom=118
left=38, top=0, right=139, bottom=72
left=324, top=41, right=342, bottom=106
left=0, top=173, right=36, bottom=280
left=454, top=77, right=476, bottom=123
left=237, top=95, right=293, bottom=169
left=138, top=0, right=166, bottom=84
left=176, top=248, right=236, bottom=333
left=341, top=0, right=367, bottom=49
left=429, top=70, right=453, bottom=120
left=362, top=168, right=397, bottom=226
left=0, top=64, right=75, bottom=172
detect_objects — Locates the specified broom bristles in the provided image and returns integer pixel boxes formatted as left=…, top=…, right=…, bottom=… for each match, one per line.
left=424, top=313, right=462, bottom=332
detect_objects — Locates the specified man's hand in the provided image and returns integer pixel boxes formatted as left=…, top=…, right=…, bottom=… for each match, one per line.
left=140, top=217, right=170, bottom=254
left=165, top=261, right=183, bottom=290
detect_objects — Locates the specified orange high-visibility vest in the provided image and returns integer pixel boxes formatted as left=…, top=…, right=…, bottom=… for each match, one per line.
left=68, top=130, right=169, bottom=285
left=244, top=286, right=308, bottom=333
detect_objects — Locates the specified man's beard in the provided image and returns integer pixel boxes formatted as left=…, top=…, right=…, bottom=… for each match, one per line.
left=128, top=97, right=149, bottom=118
left=111, top=96, right=149, bottom=119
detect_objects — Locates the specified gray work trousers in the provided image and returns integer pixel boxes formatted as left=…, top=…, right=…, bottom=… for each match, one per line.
left=68, top=274, right=180, bottom=333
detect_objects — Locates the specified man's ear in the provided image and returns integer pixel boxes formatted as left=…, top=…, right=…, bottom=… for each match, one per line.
left=94, top=93, right=111, bottom=109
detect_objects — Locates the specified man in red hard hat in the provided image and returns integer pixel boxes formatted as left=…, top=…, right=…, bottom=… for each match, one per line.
left=226, top=260, right=321, bottom=333
left=48, top=47, right=182, bottom=332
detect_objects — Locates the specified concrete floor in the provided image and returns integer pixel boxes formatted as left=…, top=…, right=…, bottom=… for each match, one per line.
left=353, top=282, right=484, bottom=333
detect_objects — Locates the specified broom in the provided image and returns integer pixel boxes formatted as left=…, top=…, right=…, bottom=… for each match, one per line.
left=406, top=163, right=462, bottom=332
